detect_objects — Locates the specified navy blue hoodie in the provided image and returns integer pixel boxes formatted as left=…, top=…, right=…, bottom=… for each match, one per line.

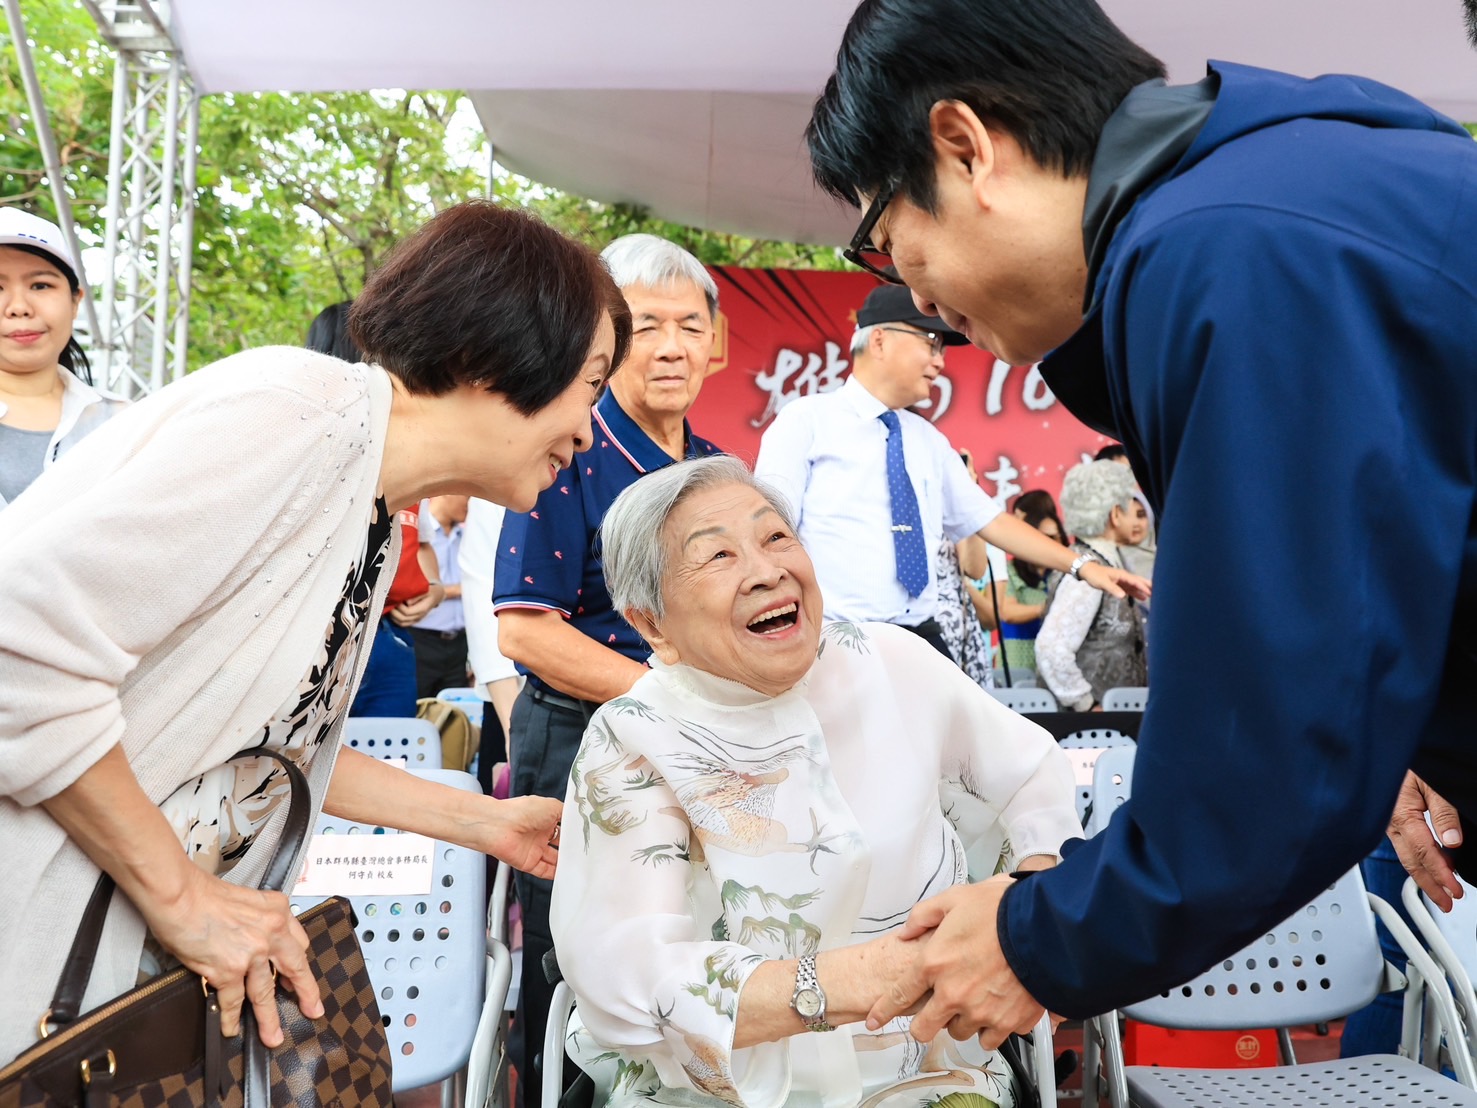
left=1005, top=61, right=1477, bottom=1017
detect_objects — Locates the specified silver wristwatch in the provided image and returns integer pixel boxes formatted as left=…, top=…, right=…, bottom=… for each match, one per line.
left=790, top=954, right=834, bottom=1032
left=1068, top=552, right=1095, bottom=580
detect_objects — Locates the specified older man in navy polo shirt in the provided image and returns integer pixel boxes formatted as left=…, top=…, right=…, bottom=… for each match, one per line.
left=492, top=233, right=721, bottom=1105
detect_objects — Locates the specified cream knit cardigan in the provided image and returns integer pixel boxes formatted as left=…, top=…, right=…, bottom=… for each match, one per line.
left=0, top=347, right=396, bottom=1063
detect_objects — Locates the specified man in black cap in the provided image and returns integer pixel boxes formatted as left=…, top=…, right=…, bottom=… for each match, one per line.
left=755, top=282, right=1145, bottom=656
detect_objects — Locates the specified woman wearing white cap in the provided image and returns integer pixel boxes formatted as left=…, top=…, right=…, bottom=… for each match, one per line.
left=0, top=208, right=128, bottom=509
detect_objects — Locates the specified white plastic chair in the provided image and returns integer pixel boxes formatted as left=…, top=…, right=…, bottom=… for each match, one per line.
left=464, top=921, right=514, bottom=1108
left=1083, top=744, right=1136, bottom=839
left=1076, top=747, right=1476, bottom=1106
left=1059, top=730, right=1134, bottom=827
left=465, top=862, right=519, bottom=1108
left=345, top=715, right=444, bottom=768
left=989, top=685, right=1059, bottom=714
left=1100, top=686, right=1148, bottom=712
left=487, top=860, right=521, bottom=1015
left=1402, top=876, right=1477, bottom=1078
left=1098, top=869, right=1477, bottom=1105
left=292, top=769, right=487, bottom=1100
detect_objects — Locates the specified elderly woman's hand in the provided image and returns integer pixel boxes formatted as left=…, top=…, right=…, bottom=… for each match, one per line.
left=1079, top=561, right=1151, bottom=601
left=142, top=863, right=324, bottom=1046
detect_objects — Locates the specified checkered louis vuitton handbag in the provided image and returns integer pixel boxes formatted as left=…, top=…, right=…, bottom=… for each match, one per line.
left=0, top=750, right=394, bottom=1107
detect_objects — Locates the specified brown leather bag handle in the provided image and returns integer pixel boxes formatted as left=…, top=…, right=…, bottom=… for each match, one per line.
left=47, top=747, right=313, bottom=1029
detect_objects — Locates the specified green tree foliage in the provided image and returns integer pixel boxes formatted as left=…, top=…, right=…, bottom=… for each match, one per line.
left=1, top=0, right=845, bottom=371
left=0, top=0, right=110, bottom=216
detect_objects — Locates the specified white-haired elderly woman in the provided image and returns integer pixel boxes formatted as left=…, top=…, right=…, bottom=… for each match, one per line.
left=1036, top=460, right=1151, bottom=711
left=548, top=455, right=1081, bottom=1107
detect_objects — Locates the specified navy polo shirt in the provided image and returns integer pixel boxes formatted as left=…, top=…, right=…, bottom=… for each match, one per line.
left=491, top=389, right=722, bottom=693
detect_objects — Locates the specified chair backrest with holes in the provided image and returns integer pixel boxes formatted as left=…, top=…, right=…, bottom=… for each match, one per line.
left=1123, top=868, right=1384, bottom=1030
left=290, top=769, right=486, bottom=1090
left=988, top=686, right=1059, bottom=714
left=1084, top=744, right=1136, bottom=838
left=1060, top=730, right=1134, bottom=825
left=1101, top=686, right=1149, bottom=712
left=344, top=716, right=444, bottom=768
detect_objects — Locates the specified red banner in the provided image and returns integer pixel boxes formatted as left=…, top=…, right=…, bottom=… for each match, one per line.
left=687, top=267, right=1113, bottom=506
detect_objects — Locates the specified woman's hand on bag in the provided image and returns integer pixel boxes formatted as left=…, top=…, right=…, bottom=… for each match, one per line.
left=144, top=863, right=324, bottom=1046
left=470, top=795, right=564, bottom=879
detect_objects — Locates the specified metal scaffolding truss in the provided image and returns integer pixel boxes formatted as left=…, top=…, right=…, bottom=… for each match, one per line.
left=9, top=0, right=199, bottom=397
left=78, top=0, right=198, bottom=396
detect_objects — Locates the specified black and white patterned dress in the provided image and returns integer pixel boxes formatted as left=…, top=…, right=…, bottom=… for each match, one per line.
left=157, top=499, right=394, bottom=876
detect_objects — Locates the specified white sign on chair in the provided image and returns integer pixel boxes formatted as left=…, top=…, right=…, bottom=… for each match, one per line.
left=293, top=831, right=437, bottom=896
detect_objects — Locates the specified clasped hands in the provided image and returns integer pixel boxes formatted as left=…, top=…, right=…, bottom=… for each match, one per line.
left=866, top=873, right=1053, bottom=1050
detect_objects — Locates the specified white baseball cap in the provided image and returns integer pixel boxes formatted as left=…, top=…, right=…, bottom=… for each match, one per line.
left=0, top=208, right=80, bottom=282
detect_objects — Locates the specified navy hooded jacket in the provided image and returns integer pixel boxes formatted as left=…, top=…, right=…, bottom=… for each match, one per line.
left=1002, top=61, right=1477, bottom=1018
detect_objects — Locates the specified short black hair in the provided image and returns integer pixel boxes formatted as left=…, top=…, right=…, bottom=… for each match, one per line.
left=807, top=0, right=1166, bottom=212
left=11, top=242, right=92, bottom=385
left=1010, top=488, right=1067, bottom=588
left=304, top=301, right=362, bottom=363
left=1094, top=443, right=1129, bottom=462
left=350, top=201, right=632, bottom=415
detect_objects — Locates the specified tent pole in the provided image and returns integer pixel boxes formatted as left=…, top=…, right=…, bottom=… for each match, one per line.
left=3, top=0, right=104, bottom=346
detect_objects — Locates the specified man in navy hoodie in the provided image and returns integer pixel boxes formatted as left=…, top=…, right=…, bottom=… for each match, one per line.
left=806, top=0, right=1477, bottom=1042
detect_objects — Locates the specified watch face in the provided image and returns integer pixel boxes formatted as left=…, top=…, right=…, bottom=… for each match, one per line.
left=794, top=989, right=823, bottom=1019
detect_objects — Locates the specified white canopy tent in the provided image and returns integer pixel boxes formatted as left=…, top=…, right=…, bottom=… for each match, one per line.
left=39, top=0, right=1477, bottom=393
left=169, top=0, right=1477, bottom=244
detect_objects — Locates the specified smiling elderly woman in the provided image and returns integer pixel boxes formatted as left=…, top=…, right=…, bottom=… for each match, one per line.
left=548, top=456, right=1081, bottom=1107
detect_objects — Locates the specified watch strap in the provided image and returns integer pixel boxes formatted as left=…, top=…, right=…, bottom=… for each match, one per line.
left=791, top=954, right=834, bottom=1032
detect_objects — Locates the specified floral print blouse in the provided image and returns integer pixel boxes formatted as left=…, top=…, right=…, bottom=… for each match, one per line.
left=549, top=621, right=1082, bottom=1108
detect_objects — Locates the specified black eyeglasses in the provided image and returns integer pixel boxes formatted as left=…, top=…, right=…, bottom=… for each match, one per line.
left=843, top=182, right=906, bottom=285
left=878, top=326, right=947, bottom=356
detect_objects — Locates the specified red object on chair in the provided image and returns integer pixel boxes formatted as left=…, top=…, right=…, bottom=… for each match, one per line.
left=1123, top=1022, right=1279, bottom=1068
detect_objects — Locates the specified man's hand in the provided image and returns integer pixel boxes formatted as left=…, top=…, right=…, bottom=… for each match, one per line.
left=468, top=795, right=564, bottom=879
left=867, top=876, right=1045, bottom=1048
left=1389, top=770, right=1464, bottom=911
left=1079, top=561, right=1151, bottom=602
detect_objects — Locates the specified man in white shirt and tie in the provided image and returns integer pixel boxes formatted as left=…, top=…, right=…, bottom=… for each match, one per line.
left=755, top=282, right=1145, bottom=656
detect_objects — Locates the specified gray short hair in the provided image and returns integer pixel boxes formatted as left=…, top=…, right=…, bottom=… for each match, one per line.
left=600, top=456, right=797, bottom=619
left=600, top=234, right=719, bottom=321
left=1059, top=459, right=1139, bottom=539
left=849, top=325, right=877, bottom=358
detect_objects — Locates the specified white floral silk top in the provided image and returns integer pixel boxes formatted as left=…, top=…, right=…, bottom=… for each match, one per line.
left=550, top=621, right=1082, bottom=1108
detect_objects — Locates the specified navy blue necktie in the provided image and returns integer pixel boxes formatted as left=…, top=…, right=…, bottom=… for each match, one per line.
left=879, top=410, right=930, bottom=598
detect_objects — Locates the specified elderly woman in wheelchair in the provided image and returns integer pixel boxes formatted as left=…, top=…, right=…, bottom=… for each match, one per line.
left=548, top=456, right=1082, bottom=1107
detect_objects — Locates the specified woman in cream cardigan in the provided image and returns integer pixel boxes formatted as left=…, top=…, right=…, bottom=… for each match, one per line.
left=0, top=201, right=631, bottom=1062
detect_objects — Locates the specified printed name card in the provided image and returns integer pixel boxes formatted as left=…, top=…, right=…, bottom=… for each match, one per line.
left=1072, top=748, right=1107, bottom=786
left=294, top=831, right=436, bottom=896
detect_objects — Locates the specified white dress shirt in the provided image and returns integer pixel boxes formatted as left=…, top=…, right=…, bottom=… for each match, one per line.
left=459, top=498, right=520, bottom=684
left=413, top=501, right=464, bottom=633
left=755, top=375, right=1001, bottom=625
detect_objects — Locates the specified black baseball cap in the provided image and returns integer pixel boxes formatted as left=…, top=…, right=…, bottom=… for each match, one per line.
left=855, top=278, right=969, bottom=346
